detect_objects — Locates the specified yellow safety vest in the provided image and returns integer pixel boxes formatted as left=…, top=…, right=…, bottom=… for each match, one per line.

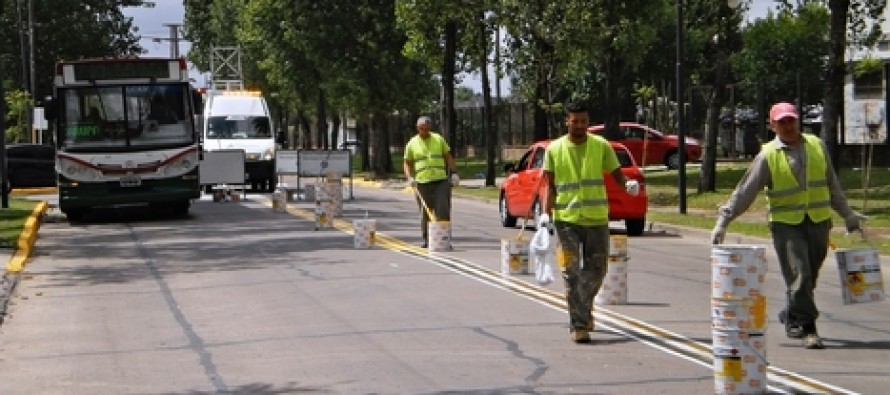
left=763, top=133, right=831, bottom=224
left=405, top=132, right=449, bottom=183
left=548, top=135, right=611, bottom=225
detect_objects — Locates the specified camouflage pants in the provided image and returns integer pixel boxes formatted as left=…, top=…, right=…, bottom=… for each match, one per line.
left=554, top=222, right=610, bottom=331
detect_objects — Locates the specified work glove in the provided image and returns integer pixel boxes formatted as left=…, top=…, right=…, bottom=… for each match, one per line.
left=537, top=213, right=551, bottom=230
left=407, top=177, right=417, bottom=188
left=844, top=212, right=868, bottom=234
left=450, top=173, right=460, bottom=187
left=625, top=180, right=640, bottom=196
left=710, top=226, right=726, bottom=245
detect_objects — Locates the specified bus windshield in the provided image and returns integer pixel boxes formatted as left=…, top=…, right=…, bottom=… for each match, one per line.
left=59, top=83, right=194, bottom=150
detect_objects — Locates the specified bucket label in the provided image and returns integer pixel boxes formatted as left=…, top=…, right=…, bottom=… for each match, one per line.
left=715, top=356, right=744, bottom=381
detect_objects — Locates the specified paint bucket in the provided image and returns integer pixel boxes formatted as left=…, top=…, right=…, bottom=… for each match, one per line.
left=272, top=189, right=286, bottom=212
left=428, top=221, right=452, bottom=252
left=595, top=256, right=628, bottom=305
left=609, top=234, right=628, bottom=259
left=353, top=219, right=376, bottom=249
left=314, top=200, right=333, bottom=230
left=711, top=245, right=767, bottom=299
left=501, top=238, right=530, bottom=275
left=328, top=180, right=344, bottom=216
left=712, top=328, right=768, bottom=394
left=835, top=248, right=885, bottom=304
left=711, top=297, right=750, bottom=331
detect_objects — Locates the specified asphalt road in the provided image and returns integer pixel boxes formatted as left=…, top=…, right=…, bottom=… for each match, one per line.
left=0, top=184, right=887, bottom=394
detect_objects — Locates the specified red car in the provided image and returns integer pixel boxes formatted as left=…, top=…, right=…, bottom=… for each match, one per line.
left=499, top=140, right=648, bottom=236
left=588, top=122, right=702, bottom=169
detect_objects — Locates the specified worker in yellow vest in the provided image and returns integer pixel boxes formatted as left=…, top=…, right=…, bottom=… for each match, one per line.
left=540, top=102, right=640, bottom=344
left=403, top=116, right=459, bottom=249
left=712, top=102, right=866, bottom=349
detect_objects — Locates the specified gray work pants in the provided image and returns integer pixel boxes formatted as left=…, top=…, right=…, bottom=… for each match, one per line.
left=553, top=222, right=610, bottom=331
left=415, top=179, right=451, bottom=242
left=769, top=216, right=832, bottom=326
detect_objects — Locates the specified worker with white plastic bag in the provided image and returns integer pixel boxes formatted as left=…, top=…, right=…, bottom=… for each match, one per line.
left=530, top=214, right=556, bottom=286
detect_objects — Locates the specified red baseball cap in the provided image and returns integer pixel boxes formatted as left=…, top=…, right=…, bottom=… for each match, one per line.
left=769, top=102, right=799, bottom=122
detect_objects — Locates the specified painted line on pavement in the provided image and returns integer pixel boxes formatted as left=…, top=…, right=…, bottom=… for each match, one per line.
left=259, top=196, right=857, bottom=394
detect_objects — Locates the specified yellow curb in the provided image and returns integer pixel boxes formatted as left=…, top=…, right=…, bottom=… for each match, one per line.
left=352, top=179, right=383, bottom=188
left=9, top=187, right=57, bottom=197
left=6, top=201, right=49, bottom=273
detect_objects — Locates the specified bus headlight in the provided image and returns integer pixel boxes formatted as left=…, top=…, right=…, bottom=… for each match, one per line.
left=58, top=157, right=101, bottom=181
left=263, top=148, right=275, bottom=161
left=162, top=151, right=199, bottom=176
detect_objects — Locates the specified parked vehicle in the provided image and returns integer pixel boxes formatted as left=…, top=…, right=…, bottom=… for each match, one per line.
left=6, top=143, right=57, bottom=188
left=499, top=140, right=648, bottom=236
left=588, top=122, right=702, bottom=169
left=202, top=90, right=276, bottom=192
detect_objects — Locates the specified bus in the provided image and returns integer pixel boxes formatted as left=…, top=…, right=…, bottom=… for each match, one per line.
left=44, top=57, right=203, bottom=221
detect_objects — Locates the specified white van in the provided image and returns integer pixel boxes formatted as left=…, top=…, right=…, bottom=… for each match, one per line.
left=202, top=90, right=276, bottom=192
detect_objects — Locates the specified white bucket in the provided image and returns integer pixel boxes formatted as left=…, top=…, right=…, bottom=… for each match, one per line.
left=501, top=238, right=530, bottom=275
left=595, top=257, right=628, bottom=305
left=609, top=234, right=628, bottom=259
left=711, top=297, right=750, bottom=331
left=835, top=248, right=885, bottom=305
left=428, top=221, right=451, bottom=252
left=323, top=181, right=343, bottom=217
left=713, top=328, right=768, bottom=394
left=314, top=200, right=333, bottom=230
left=272, top=190, right=286, bottom=212
left=353, top=219, right=376, bottom=249
left=711, top=245, right=767, bottom=299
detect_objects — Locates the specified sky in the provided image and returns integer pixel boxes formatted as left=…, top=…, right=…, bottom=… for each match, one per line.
left=123, top=0, right=780, bottom=92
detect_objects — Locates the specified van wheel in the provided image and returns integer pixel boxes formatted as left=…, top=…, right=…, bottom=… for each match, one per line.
left=499, top=194, right=517, bottom=228
left=626, top=218, right=645, bottom=236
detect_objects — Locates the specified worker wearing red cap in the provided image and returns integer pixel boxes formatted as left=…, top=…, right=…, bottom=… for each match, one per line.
left=711, top=102, right=866, bottom=349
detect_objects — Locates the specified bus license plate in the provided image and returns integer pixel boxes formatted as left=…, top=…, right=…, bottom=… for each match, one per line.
left=120, top=175, right=141, bottom=187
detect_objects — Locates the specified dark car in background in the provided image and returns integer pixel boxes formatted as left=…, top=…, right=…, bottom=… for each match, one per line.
left=5, top=143, right=57, bottom=188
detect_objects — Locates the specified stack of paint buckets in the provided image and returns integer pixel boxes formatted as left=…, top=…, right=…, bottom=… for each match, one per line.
left=353, top=218, right=376, bottom=249
left=711, top=245, right=768, bottom=394
left=835, top=247, right=885, bottom=305
left=323, top=173, right=344, bottom=217
left=595, top=235, right=629, bottom=305
left=501, top=236, right=530, bottom=276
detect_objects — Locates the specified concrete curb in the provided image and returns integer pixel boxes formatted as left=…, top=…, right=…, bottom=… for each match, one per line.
left=1, top=200, right=48, bottom=324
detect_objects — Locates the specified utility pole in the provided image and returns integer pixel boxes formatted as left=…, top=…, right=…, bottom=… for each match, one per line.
left=163, top=23, right=182, bottom=58
left=28, top=0, right=36, bottom=143
left=1, top=5, right=9, bottom=208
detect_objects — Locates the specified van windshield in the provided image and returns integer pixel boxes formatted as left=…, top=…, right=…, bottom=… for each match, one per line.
left=206, top=115, right=272, bottom=139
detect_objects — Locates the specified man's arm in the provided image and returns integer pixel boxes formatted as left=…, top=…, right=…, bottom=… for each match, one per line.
left=445, top=151, right=458, bottom=174
left=541, top=170, right=556, bottom=216
left=403, top=159, right=414, bottom=180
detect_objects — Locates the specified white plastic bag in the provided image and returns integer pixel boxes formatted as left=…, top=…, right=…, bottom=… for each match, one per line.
left=530, top=225, right=556, bottom=285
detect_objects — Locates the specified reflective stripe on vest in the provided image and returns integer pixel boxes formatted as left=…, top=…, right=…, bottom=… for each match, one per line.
left=548, top=136, right=609, bottom=224
left=763, top=133, right=831, bottom=224
left=407, top=134, right=448, bottom=183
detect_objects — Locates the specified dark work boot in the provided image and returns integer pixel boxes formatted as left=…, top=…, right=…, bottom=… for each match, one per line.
left=779, top=310, right=804, bottom=339
left=802, top=323, right=824, bottom=349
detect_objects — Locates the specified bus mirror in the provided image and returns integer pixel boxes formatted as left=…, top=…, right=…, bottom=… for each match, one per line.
left=191, top=89, right=203, bottom=114
left=43, top=96, right=57, bottom=121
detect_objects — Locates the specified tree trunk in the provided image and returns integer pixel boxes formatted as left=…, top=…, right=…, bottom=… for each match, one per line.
left=478, top=12, right=497, bottom=187
left=443, top=21, right=458, bottom=150
left=822, top=0, right=849, bottom=170
left=316, top=89, right=327, bottom=150
left=330, top=110, right=341, bottom=150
